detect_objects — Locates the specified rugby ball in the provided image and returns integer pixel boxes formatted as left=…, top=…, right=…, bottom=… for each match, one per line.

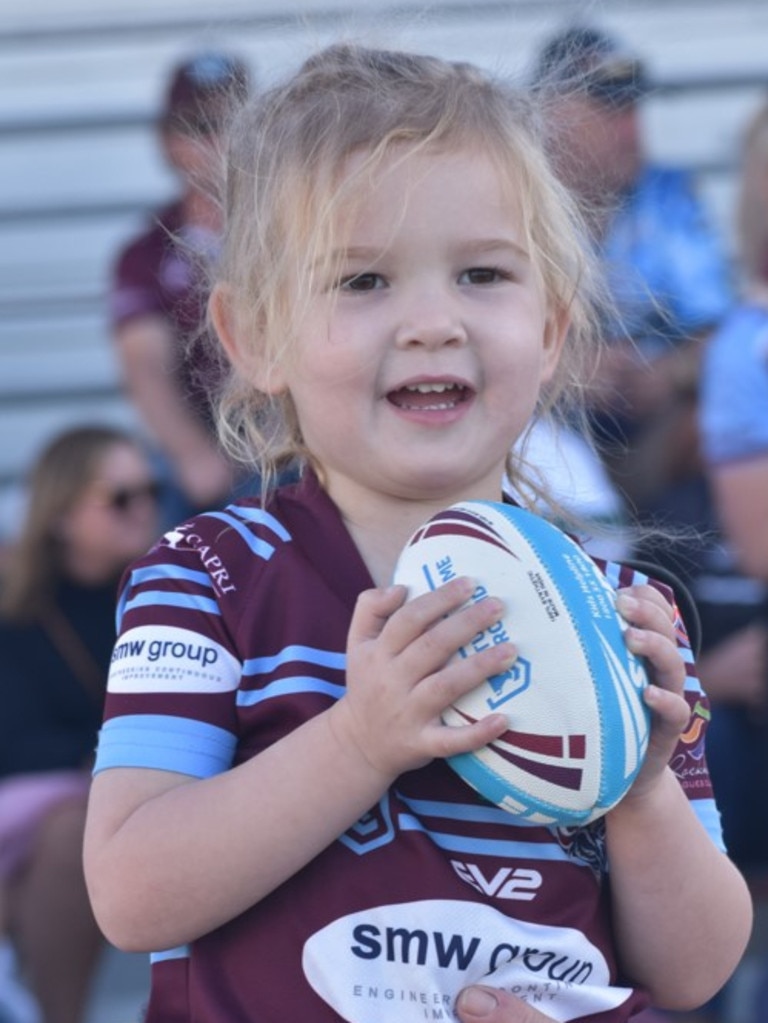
left=392, top=501, right=650, bottom=827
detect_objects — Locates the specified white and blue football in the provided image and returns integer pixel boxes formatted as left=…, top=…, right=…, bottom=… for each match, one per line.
left=392, top=501, right=650, bottom=827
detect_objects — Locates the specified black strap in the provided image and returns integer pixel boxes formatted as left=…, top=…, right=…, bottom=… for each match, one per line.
left=41, top=605, right=105, bottom=704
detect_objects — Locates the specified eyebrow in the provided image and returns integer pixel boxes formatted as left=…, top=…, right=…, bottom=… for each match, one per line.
left=326, top=246, right=385, bottom=264
left=460, top=238, right=531, bottom=261
left=328, top=238, right=531, bottom=263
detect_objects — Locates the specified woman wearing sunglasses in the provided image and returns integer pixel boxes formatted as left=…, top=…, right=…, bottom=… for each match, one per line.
left=0, top=424, right=160, bottom=1023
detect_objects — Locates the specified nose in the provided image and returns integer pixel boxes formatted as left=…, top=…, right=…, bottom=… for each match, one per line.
left=393, top=287, right=468, bottom=350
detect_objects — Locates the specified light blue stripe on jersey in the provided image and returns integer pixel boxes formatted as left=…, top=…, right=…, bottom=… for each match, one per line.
left=122, top=590, right=221, bottom=617
left=202, top=510, right=278, bottom=561
left=397, top=813, right=572, bottom=862
left=131, top=564, right=214, bottom=589
left=151, top=945, right=190, bottom=964
left=400, top=796, right=524, bottom=827
left=117, top=564, right=216, bottom=629
left=694, top=797, right=726, bottom=853
left=243, top=645, right=346, bottom=676
left=404, top=794, right=724, bottom=855
left=237, top=676, right=345, bottom=706
left=603, top=560, right=650, bottom=590
left=684, top=667, right=704, bottom=695
left=227, top=505, right=292, bottom=542
left=93, top=715, right=236, bottom=777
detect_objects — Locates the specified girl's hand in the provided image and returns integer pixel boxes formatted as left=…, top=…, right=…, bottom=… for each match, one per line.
left=614, top=584, right=692, bottom=803
left=456, top=985, right=557, bottom=1022
left=331, top=577, right=514, bottom=781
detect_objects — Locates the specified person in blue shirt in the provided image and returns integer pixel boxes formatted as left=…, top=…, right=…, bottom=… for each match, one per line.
left=531, top=24, right=732, bottom=512
left=700, top=97, right=768, bottom=879
left=702, top=96, right=768, bottom=582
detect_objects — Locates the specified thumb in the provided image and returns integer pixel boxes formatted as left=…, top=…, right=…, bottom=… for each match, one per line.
left=347, top=584, right=407, bottom=646
left=456, top=986, right=557, bottom=1023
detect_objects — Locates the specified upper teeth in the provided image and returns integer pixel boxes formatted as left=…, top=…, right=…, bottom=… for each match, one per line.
left=405, top=383, right=457, bottom=393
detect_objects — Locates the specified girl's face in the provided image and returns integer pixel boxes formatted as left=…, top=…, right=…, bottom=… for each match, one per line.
left=271, top=147, right=566, bottom=517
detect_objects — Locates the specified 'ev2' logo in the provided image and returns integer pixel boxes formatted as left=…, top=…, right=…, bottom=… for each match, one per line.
left=450, top=860, right=542, bottom=900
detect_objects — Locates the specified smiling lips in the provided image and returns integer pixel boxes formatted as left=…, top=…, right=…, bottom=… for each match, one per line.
left=387, top=382, right=470, bottom=411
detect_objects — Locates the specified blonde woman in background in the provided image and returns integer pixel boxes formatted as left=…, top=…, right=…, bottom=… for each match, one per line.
left=0, top=425, right=160, bottom=1023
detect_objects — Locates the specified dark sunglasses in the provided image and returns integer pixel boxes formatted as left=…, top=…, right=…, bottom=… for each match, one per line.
left=101, top=481, right=163, bottom=513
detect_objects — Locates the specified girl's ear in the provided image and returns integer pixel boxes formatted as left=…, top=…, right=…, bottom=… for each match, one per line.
left=209, top=283, right=288, bottom=394
left=540, top=307, right=570, bottom=384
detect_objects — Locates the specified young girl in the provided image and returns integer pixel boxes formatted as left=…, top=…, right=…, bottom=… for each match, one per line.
left=83, top=44, right=751, bottom=1022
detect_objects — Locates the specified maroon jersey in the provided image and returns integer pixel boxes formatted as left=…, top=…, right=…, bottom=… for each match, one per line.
left=95, top=473, right=720, bottom=1022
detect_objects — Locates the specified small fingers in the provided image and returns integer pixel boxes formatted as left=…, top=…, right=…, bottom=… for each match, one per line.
left=347, top=584, right=409, bottom=647
left=430, top=710, right=510, bottom=760
left=410, top=593, right=511, bottom=675
left=456, top=985, right=558, bottom=1023
left=644, top=682, right=691, bottom=737
left=617, top=587, right=686, bottom=697
left=616, top=586, right=675, bottom=641
left=385, top=577, right=510, bottom=668
left=380, top=576, right=477, bottom=654
left=425, top=633, right=517, bottom=714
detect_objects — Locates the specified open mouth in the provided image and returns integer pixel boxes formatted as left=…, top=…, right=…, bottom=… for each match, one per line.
left=387, top=382, right=471, bottom=411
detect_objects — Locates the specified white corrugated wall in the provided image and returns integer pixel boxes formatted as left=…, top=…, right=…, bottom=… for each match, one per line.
left=1, top=0, right=766, bottom=537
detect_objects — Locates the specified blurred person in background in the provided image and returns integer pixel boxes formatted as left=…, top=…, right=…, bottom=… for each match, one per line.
left=109, top=52, right=252, bottom=527
left=703, top=97, right=768, bottom=586
left=0, top=425, right=160, bottom=1023
left=531, top=23, right=732, bottom=514
left=532, top=26, right=751, bottom=1023
left=699, top=97, right=768, bottom=887
left=506, top=414, right=631, bottom=562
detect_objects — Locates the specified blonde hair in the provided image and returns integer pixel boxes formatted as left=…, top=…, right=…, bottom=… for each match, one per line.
left=211, top=43, right=607, bottom=499
left=0, top=425, right=139, bottom=621
left=737, top=97, right=768, bottom=288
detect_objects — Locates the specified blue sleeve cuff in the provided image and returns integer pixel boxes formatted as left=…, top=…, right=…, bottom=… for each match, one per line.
left=93, top=714, right=237, bottom=778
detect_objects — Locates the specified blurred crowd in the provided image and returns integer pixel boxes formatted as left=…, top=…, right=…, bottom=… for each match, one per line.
left=1, top=20, right=768, bottom=1023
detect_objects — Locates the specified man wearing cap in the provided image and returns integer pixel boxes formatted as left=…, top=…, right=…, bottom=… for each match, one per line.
left=109, top=52, right=250, bottom=524
left=532, top=24, right=732, bottom=511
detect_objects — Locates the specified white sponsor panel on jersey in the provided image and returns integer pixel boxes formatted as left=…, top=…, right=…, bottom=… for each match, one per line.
left=303, top=900, right=631, bottom=1022
left=108, top=625, right=240, bottom=693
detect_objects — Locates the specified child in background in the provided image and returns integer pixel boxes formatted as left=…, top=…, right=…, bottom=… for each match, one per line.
left=83, top=45, right=751, bottom=1023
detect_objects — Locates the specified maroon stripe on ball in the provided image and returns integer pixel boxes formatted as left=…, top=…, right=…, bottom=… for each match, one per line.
left=568, top=735, right=586, bottom=758
left=489, top=742, right=585, bottom=791
left=497, top=729, right=564, bottom=756
left=421, top=520, right=515, bottom=556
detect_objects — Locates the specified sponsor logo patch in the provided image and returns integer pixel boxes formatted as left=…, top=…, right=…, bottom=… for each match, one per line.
left=162, top=525, right=237, bottom=594
left=303, top=900, right=631, bottom=1022
left=109, top=625, right=240, bottom=693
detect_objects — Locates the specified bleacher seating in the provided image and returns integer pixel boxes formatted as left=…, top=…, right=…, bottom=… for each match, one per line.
left=1, top=0, right=767, bottom=539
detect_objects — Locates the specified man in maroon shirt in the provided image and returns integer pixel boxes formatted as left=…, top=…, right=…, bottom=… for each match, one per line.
left=109, top=52, right=250, bottom=523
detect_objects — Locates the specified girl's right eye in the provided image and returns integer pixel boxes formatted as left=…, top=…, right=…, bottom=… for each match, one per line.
left=339, top=272, right=385, bottom=292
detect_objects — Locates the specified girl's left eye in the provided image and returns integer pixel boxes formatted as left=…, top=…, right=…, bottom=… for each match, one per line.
left=459, top=267, right=510, bottom=285
left=339, top=272, right=385, bottom=292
